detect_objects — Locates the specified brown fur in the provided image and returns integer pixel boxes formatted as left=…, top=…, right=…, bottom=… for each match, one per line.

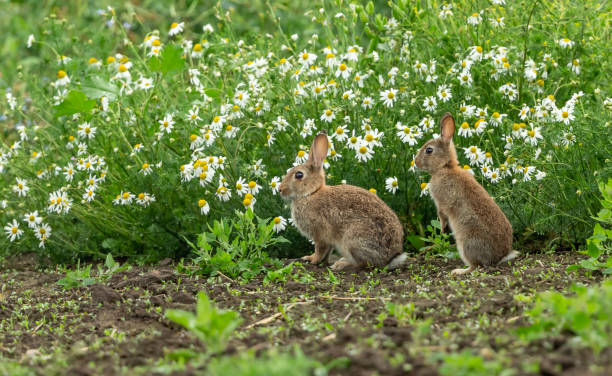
left=279, top=133, right=405, bottom=270
left=415, top=113, right=514, bottom=275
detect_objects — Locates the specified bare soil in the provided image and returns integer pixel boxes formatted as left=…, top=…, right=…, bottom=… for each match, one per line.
left=0, top=252, right=609, bottom=375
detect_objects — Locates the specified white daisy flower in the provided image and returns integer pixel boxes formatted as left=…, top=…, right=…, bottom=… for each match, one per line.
left=269, top=176, right=281, bottom=195
left=272, top=216, right=287, bottom=233
left=24, top=211, right=43, bottom=229
left=169, top=22, right=184, bottom=36
left=198, top=199, right=210, bottom=215
left=4, top=219, right=24, bottom=242
left=385, top=177, right=399, bottom=194
left=380, top=88, right=398, bottom=108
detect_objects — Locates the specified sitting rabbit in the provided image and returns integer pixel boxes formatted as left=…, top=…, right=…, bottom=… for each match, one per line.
left=415, top=113, right=518, bottom=275
left=279, top=132, right=407, bottom=271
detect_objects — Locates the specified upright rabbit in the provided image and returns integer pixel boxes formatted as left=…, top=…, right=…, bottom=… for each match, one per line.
left=415, top=113, right=518, bottom=275
left=279, top=132, right=407, bottom=271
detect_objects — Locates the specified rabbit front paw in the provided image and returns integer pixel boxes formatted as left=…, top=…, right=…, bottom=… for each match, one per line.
left=450, top=266, right=475, bottom=276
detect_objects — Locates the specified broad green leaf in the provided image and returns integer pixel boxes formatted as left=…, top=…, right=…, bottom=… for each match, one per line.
left=54, top=90, right=96, bottom=118
left=81, top=76, right=119, bottom=100
left=149, top=44, right=185, bottom=74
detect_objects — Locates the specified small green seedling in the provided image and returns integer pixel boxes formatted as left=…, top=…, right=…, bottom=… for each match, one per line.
left=165, top=291, right=242, bottom=354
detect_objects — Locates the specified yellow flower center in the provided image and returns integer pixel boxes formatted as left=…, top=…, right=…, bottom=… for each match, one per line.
left=461, top=122, right=469, bottom=129
left=562, top=112, right=569, bottom=118
left=485, top=152, right=492, bottom=158
left=369, top=188, right=376, bottom=194
left=528, top=130, right=535, bottom=137
left=142, top=163, right=149, bottom=169
left=193, top=43, right=202, bottom=52
left=359, top=146, right=367, bottom=154
left=200, top=172, right=208, bottom=180
left=470, top=146, right=477, bottom=153
left=339, top=63, right=347, bottom=71
left=273, top=217, right=281, bottom=224
left=152, top=39, right=161, bottom=47
left=138, top=193, right=145, bottom=200
left=88, top=57, right=98, bottom=64
left=280, top=58, right=287, bottom=64
left=472, top=13, right=479, bottom=17
left=392, top=181, right=398, bottom=187
left=122, top=192, right=130, bottom=199
left=474, top=119, right=483, bottom=128
left=118, top=64, right=128, bottom=72
left=248, top=181, right=256, bottom=189
left=171, top=22, right=179, bottom=28
left=198, top=199, right=207, bottom=208
left=301, top=52, right=309, bottom=60
left=420, top=182, right=428, bottom=190
left=57, top=70, right=67, bottom=79
left=387, top=92, right=395, bottom=99
left=297, top=150, right=305, bottom=157
left=213, top=116, right=221, bottom=123
left=190, top=134, right=197, bottom=141
left=365, top=134, right=374, bottom=142
left=463, top=165, right=470, bottom=170
left=350, top=136, right=357, bottom=144
left=106, top=56, right=116, bottom=64
left=243, top=198, right=252, bottom=206
left=325, top=110, right=332, bottom=117
left=11, top=227, right=18, bottom=234
left=476, top=46, right=483, bottom=53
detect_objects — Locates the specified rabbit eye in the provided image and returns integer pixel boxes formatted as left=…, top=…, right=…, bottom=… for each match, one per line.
left=295, top=171, right=304, bottom=179
left=425, top=147, right=434, bottom=154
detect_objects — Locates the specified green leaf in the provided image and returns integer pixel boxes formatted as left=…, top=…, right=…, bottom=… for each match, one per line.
left=365, top=1, right=374, bottom=14
left=586, top=240, right=603, bottom=258
left=54, top=90, right=96, bottom=118
left=81, top=76, right=119, bottom=100
left=101, top=238, right=120, bottom=250
left=149, top=44, right=185, bottom=74
left=204, top=88, right=222, bottom=99
left=105, top=253, right=116, bottom=269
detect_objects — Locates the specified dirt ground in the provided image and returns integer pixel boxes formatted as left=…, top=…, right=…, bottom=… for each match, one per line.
left=0, top=251, right=610, bottom=375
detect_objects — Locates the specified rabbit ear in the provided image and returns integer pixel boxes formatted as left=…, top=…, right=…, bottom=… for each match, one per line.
left=440, top=113, right=455, bottom=143
left=308, top=132, right=328, bottom=169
